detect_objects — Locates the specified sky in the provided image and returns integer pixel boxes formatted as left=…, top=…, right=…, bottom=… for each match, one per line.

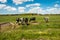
left=0, top=0, right=60, bottom=14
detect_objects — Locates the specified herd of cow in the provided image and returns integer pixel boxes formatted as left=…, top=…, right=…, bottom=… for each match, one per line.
left=0, top=17, right=49, bottom=32
left=16, top=17, right=49, bottom=25
left=16, top=17, right=36, bottom=25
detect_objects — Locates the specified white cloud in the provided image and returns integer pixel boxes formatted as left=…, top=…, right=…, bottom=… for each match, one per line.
left=0, top=3, right=60, bottom=14
left=47, top=8, right=60, bottom=14
left=0, top=4, right=6, bottom=9
left=0, top=4, right=17, bottom=12
left=0, top=4, right=17, bottom=14
left=4, top=6, right=17, bottom=11
left=54, top=4, right=59, bottom=7
left=28, top=7, right=43, bottom=14
left=26, top=3, right=40, bottom=7
left=18, top=7, right=25, bottom=13
left=27, top=6, right=60, bottom=14
left=0, top=0, right=7, bottom=3
left=41, top=7, right=60, bottom=14
left=26, top=3, right=60, bottom=14
left=13, top=0, right=33, bottom=5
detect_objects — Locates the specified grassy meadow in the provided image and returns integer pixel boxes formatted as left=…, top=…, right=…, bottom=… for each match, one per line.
left=0, top=14, right=60, bottom=40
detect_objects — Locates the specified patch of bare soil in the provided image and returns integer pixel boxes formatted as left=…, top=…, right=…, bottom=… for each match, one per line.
left=0, top=22, right=17, bottom=32
left=30, top=22, right=39, bottom=25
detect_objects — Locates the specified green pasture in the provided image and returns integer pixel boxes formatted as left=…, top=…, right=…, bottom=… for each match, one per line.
left=0, top=15, right=60, bottom=40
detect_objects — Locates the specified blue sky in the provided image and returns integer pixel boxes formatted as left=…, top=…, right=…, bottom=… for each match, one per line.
left=0, top=0, right=60, bottom=14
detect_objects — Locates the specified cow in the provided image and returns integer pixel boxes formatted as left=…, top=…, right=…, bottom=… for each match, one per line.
left=16, top=17, right=29, bottom=25
left=16, top=18, right=24, bottom=25
left=24, top=18, right=29, bottom=25
left=29, top=17, right=36, bottom=22
left=16, top=18, right=20, bottom=23
left=20, top=18, right=25, bottom=25
left=44, top=17, right=49, bottom=23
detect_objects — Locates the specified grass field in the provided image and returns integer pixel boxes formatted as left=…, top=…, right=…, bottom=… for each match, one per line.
left=0, top=14, right=60, bottom=40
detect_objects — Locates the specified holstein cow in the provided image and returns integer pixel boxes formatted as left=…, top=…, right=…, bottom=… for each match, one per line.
left=20, top=18, right=25, bottom=25
left=24, top=18, right=29, bottom=25
left=16, top=17, right=29, bottom=25
left=16, top=18, right=20, bottom=24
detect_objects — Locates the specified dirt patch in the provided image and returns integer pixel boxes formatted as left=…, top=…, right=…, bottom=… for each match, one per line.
left=0, top=22, right=15, bottom=32
left=30, top=22, right=39, bottom=25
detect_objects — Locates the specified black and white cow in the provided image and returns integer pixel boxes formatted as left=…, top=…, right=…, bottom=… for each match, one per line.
left=16, top=17, right=29, bottom=25
left=19, top=18, right=25, bottom=25
left=24, top=18, right=29, bottom=25
left=16, top=18, right=20, bottom=23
